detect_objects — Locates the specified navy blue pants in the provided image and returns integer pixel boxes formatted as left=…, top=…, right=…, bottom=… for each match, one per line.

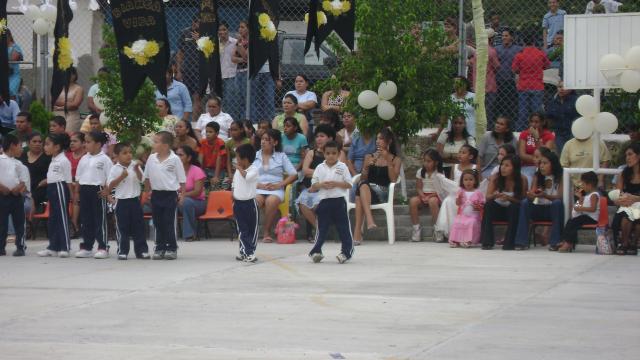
left=79, top=185, right=108, bottom=250
left=115, top=197, right=148, bottom=256
left=151, top=191, right=178, bottom=252
left=234, top=199, right=258, bottom=256
left=47, top=182, right=70, bottom=252
left=310, top=197, right=354, bottom=259
left=0, top=193, right=26, bottom=251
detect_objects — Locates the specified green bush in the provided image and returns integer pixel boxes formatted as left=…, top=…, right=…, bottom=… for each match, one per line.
left=28, top=100, right=53, bottom=134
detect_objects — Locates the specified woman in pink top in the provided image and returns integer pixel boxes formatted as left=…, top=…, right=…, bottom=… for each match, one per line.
left=176, top=145, right=207, bottom=242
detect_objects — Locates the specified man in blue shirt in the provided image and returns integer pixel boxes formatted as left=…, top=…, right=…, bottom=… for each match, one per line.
left=546, top=82, right=578, bottom=153
left=542, top=0, right=567, bottom=49
left=155, top=69, right=193, bottom=122
left=495, top=29, right=522, bottom=127
left=0, top=95, right=20, bottom=135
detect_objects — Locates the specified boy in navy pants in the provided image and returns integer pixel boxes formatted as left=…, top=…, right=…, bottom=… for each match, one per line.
left=0, top=135, right=27, bottom=256
left=309, top=141, right=354, bottom=263
left=143, top=131, right=186, bottom=260
left=232, top=144, right=259, bottom=262
left=107, top=143, right=149, bottom=260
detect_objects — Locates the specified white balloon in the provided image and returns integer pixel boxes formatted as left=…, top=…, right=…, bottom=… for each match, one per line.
left=378, top=81, right=398, bottom=101
left=41, top=4, right=58, bottom=23
left=99, top=112, right=110, bottom=126
left=620, top=70, right=640, bottom=93
left=594, top=112, right=618, bottom=134
left=357, top=90, right=380, bottom=109
left=571, top=117, right=593, bottom=140
left=24, top=4, right=42, bottom=20
left=93, top=95, right=104, bottom=111
left=32, top=18, right=50, bottom=35
left=376, top=100, right=396, bottom=120
left=575, top=95, right=598, bottom=117
left=599, top=53, right=626, bottom=81
left=625, top=46, right=640, bottom=70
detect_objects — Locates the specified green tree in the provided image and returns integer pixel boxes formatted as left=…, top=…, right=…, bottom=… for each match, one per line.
left=28, top=100, right=53, bottom=134
left=315, top=0, right=459, bottom=141
left=98, top=25, right=160, bottom=144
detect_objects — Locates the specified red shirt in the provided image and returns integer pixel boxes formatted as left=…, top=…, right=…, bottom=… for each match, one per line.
left=65, top=151, right=83, bottom=180
left=199, top=138, right=226, bottom=170
left=511, top=47, right=550, bottom=91
left=519, top=129, right=555, bottom=166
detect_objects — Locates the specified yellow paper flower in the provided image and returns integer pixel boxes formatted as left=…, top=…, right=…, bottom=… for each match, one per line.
left=322, top=0, right=351, bottom=17
left=257, top=13, right=277, bottom=42
left=197, top=36, right=215, bottom=59
left=123, top=39, right=160, bottom=66
left=57, top=37, right=74, bottom=71
left=258, top=13, right=270, bottom=27
left=0, top=18, right=7, bottom=37
left=304, top=11, right=328, bottom=28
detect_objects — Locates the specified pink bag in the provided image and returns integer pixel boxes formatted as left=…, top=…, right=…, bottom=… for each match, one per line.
left=276, top=216, right=298, bottom=244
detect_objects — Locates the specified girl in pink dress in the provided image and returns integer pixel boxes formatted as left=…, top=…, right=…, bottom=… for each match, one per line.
left=449, top=169, right=485, bottom=248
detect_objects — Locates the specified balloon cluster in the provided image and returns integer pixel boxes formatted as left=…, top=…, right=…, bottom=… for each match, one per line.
left=20, top=1, right=57, bottom=36
left=357, top=81, right=397, bottom=120
left=599, top=46, right=640, bottom=93
left=571, top=94, right=618, bottom=140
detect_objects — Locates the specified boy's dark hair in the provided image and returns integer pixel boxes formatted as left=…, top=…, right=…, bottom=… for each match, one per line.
left=87, top=131, right=109, bottom=146
left=314, top=123, right=336, bottom=141
left=47, top=132, right=71, bottom=151
left=51, top=116, right=66, bottom=128
left=580, top=171, right=598, bottom=187
left=324, top=140, right=341, bottom=152
left=113, top=142, right=132, bottom=155
left=2, top=134, right=19, bottom=150
left=236, top=143, right=256, bottom=163
left=17, top=111, right=32, bottom=122
left=206, top=121, right=221, bottom=132
left=156, top=131, right=174, bottom=145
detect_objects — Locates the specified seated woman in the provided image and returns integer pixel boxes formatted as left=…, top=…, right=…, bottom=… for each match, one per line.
left=436, top=115, right=476, bottom=178
left=156, top=99, right=180, bottom=135
left=347, top=129, right=375, bottom=176
left=612, top=142, right=640, bottom=255
left=518, top=112, right=555, bottom=185
left=337, top=111, right=357, bottom=157
left=296, top=125, right=342, bottom=242
left=173, top=120, right=199, bottom=151
left=481, top=154, right=528, bottom=250
left=318, top=110, right=343, bottom=145
left=177, top=146, right=207, bottom=242
left=280, top=117, right=308, bottom=171
left=514, top=147, right=564, bottom=251
left=273, top=94, right=309, bottom=137
left=253, top=129, right=298, bottom=242
left=477, top=116, right=517, bottom=179
left=284, top=74, right=318, bottom=125
left=353, top=128, right=402, bottom=245
left=321, top=84, right=350, bottom=112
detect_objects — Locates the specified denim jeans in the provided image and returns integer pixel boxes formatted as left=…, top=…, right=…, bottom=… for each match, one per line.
left=222, top=77, right=238, bottom=121
left=8, top=196, right=32, bottom=235
left=178, top=197, right=206, bottom=239
left=514, top=198, right=564, bottom=246
left=517, top=90, right=544, bottom=131
left=235, top=71, right=248, bottom=121
left=250, top=72, right=276, bottom=123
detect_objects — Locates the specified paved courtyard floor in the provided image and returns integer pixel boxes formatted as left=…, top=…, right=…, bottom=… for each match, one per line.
left=0, top=240, right=638, bottom=359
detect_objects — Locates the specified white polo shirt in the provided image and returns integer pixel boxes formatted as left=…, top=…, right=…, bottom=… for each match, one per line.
left=143, top=151, right=186, bottom=191
left=47, top=152, right=72, bottom=184
left=311, top=161, right=352, bottom=201
left=0, top=154, right=21, bottom=189
left=195, top=111, right=234, bottom=141
left=77, top=152, right=112, bottom=186
left=108, top=161, right=142, bottom=199
left=16, top=160, right=31, bottom=193
left=285, top=90, right=318, bottom=105
left=232, top=165, right=258, bottom=201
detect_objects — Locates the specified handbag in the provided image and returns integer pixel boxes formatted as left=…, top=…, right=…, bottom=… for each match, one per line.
left=595, top=226, right=613, bottom=255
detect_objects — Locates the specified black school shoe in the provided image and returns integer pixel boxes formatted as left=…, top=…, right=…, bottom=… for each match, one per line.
left=0, top=248, right=6, bottom=256
left=12, top=248, right=25, bottom=257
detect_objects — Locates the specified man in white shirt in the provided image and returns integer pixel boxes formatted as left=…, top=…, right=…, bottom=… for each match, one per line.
left=219, top=21, right=238, bottom=115
left=194, top=96, right=234, bottom=141
left=585, top=0, right=622, bottom=14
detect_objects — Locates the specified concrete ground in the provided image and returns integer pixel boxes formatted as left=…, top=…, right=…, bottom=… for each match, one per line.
left=0, top=239, right=638, bottom=360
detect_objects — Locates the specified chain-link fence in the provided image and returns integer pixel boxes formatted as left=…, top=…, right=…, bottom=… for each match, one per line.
left=5, top=11, right=38, bottom=111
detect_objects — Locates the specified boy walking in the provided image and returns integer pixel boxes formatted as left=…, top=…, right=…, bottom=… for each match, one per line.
left=232, top=144, right=259, bottom=262
left=143, top=131, right=186, bottom=260
left=308, top=141, right=354, bottom=264
left=107, top=143, right=149, bottom=260
left=0, top=135, right=27, bottom=256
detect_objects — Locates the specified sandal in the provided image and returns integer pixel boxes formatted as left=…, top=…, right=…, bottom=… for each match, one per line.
left=615, top=243, right=627, bottom=255
left=548, top=244, right=561, bottom=252
left=449, top=243, right=460, bottom=248
left=460, top=242, right=471, bottom=248
left=262, top=236, right=273, bottom=243
left=515, top=245, right=528, bottom=251
left=557, top=242, right=573, bottom=253
left=625, top=247, right=638, bottom=256
left=354, top=240, right=362, bottom=246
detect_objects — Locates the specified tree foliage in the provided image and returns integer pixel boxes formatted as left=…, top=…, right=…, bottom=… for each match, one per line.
left=28, top=100, right=53, bottom=134
left=98, top=25, right=160, bottom=144
left=315, top=0, right=459, bottom=141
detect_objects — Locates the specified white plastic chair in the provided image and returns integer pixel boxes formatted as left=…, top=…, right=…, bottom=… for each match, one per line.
left=347, top=174, right=401, bottom=244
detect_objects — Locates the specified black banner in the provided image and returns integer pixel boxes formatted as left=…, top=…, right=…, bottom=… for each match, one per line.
left=198, top=0, right=222, bottom=97
left=1, top=0, right=10, bottom=105
left=304, top=0, right=355, bottom=57
left=248, top=0, right=280, bottom=80
left=50, top=0, right=73, bottom=110
left=110, top=0, right=170, bottom=102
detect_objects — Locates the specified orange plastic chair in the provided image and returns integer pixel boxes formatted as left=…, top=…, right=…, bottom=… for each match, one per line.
left=31, top=202, right=51, bottom=239
left=578, top=196, right=609, bottom=229
left=197, top=191, right=236, bottom=241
